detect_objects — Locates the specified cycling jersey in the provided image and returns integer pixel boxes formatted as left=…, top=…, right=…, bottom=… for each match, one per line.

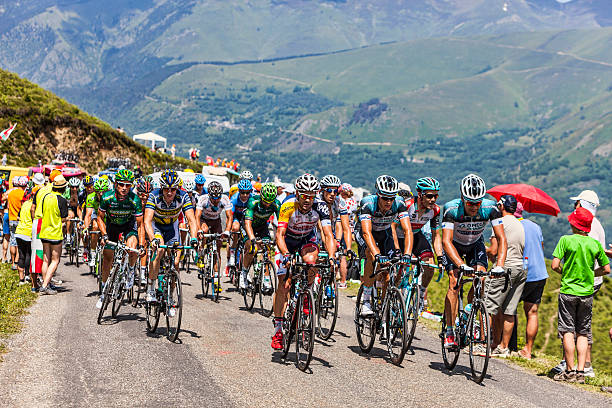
left=441, top=198, right=502, bottom=246
left=85, top=192, right=101, bottom=211
left=231, top=192, right=252, bottom=221
left=343, top=197, right=358, bottom=231
left=395, top=197, right=440, bottom=238
left=357, top=194, right=408, bottom=232
left=145, top=188, right=194, bottom=225
left=99, top=190, right=143, bottom=226
left=78, top=189, right=88, bottom=207
left=244, top=197, right=281, bottom=230
left=278, top=196, right=330, bottom=239
left=196, top=194, right=233, bottom=220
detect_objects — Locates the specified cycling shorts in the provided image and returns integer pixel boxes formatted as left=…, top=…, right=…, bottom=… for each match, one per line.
left=242, top=225, right=270, bottom=243
left=232, top=211, right=245, bottom=224
left=397, top=230, right=434, bottom=260
left=355, top=228, right=395, bottom=259
left=68, top=205, right=78, bottom=215
left=285, top=231, right=318, bottom=255
left=106, top=220, right=138, bottom=249
left=202, top=217, right=222, bottom=234
left=441, top=236, right=487, bottom=272
left=154, top=221, right=180, bottom=246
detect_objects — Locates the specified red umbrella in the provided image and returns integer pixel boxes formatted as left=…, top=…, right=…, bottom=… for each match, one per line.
left=487, top=184, right=560, bottom=216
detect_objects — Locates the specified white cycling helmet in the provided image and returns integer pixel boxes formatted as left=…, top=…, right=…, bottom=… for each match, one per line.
left=375, top=175, right=399, bottom=198
left=460, top=174, right=486, bottom=202
left=68, top=177, right=81, bottom=188
left=295, top=173, right=320, bottom=193
left=183, top=178, right=196, bottom=193
left=320, top=175, right=341, bottom=188
left=239, top=170, right=253, bottom=181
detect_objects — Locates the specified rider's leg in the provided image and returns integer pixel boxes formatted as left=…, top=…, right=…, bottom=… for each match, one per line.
left=444, top=268, right=460, bottom=327
left=101, top=248, right=114, bottom=284
left=126, top=234, right=139, bottom=289
left=339, top=255, right=347, bottom=285
left=228, top=220, right=240, bottom=266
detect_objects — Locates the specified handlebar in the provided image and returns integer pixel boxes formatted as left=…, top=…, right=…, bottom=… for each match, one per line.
left=105, top=240, right=140, bottom=253
left=159, top=244, right=195, bottom=250
left=452, top=266, right=510, bottom=291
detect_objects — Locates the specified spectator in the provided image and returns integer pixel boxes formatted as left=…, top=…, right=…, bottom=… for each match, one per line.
left=1, top=179, right=9, bottom=263
left=486, top=195, right=526, bottom=358
left=39, top=175, right=69, bottom=295
left=171, top=144, right=176, bottom=158
left=513, top=202, right=549, bottom=360
left=551, top=207, right=609, bottom=384
left=15, top=189, right=35, bottom=289
left=7, top=176, right=26, bottom=270
left=30, top=172, right=53, bottom=279
left=1, top=154, right=6, bottom=166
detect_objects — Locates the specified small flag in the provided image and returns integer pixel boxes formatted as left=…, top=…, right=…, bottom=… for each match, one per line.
left=1, top=123, right=16, bottom=141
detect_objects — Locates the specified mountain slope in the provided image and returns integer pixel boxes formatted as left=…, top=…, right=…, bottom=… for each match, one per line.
left=0, top=68, right=199, bottom=173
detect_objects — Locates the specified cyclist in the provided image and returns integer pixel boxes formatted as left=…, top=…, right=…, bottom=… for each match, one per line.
left=83, top=178, right=110, bottom=268
left=194, top=174, right=207, bottom=196
left=319, top=175, right=352, bottom=289
left=228, top=179, right=253, bottom=270
left=135, top=176, right=153, bottom=282
left=393, top=177, right=444, bottom=311
left=356, top=175, right=413, bottom=316
left=95, top=169, right=144, bottom=309
left=239, top=183, right=281, bottom=291
left=65, top=177, right=83, bottom=247
left=144, top=170, right=199, bottom=303
left=271, top=173, right=336, bottom=350
left=441, top=173, right=507, bottom=348
left=179, top=177, right=198, bottom=247
left=80, top=176, right=95, bottom=217
left=195, top=181, right=233, bottom=287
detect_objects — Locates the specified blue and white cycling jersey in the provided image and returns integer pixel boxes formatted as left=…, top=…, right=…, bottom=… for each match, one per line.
left=357, top=194, right=409, bottom=232
left=146, top=188, right=194, bottom=225
left=441, top=198, right=503, bottom=246
left=230, top=192, right=252, bottom=220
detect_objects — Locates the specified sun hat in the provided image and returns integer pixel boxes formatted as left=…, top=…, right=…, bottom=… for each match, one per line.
left=514, top=201, right=524, bottom=217
left=49, top=169, right=62, bottom=182
left=53, top=175, right=68, bottom=189
left=32, top=173, right=45, bottom=185
left=570, top=190, right=599, bottom=206
left=568, top=207, right=593, bottom=233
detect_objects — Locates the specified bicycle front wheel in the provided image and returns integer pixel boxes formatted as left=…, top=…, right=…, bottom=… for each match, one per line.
left=295, top=288, right=315, bottom=372
left=243, top=265, right=257, bottom=311
left=75, top=230, right=80, bottom=268
left=385, top=286, right=407, bottom=366
left=212, top=254, right=221, bottom=302
left=403, top=283, right=420, bottom=351
left=316, top=274, right=338, bottom=341
left=355, top=284, right=376, bottom=353
left=166, top=271, right=183, bottom=342
left=145, top=299, right=161, bottom=333
left=440, top=318, right=460, bottom=370
left=258, top=261, right=276, bottom=317
left=468, top=302, right=491, bottom=384
left=97, top=273, right=115, bottom=324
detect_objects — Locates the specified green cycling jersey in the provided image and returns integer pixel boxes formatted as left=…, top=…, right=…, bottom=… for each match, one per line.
left=244, top=197, right=281, bottom=229
left=98, top=190, right=143, bottom=225
left=85, top=192, right=101, bottom=211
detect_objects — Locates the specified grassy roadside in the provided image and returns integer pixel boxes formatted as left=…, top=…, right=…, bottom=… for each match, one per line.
left=0, top=264, right=37, bottom=360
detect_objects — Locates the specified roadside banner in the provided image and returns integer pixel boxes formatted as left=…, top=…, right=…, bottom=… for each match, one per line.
left=1, top=123, right=16, bottom=141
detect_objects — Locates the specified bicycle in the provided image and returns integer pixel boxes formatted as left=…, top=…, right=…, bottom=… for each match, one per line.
left=313, top=251, right=338, bottom=341
left=87, top=230, right=104, bottom=293
left=242, top=237, right=277, bottom=317
left=68, top=217, right=82, bottom=267
left=128, top=243, right=149, bottom=308
left=280, top=253, right=316, bottom=372
left=96, top=237, right=139, bottom=324
left=145, top=242, right=192, bottom=342
left=179, top=228, right=195, bottom=273
left=228, top=231, right=244, bottom=290
left=398, top=258, right=441, bottom=351
left=440, top=265, right=509, bottom=384
left=354, top=255, right=408, bottom=366
left=198, top=233, right=224, bottom=302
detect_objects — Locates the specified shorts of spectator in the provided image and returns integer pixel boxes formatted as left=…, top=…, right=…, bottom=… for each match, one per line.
left=486, top=266, right=527, bottom=316
left=557, top=293, right=593, bottom=336
left=9, top=220, right=19, bottom=247
left=521, top=278, right=547, bottom=304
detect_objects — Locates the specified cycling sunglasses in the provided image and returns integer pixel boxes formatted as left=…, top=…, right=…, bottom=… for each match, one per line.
left=423, top=193, right=439, bottom=199
left=162, top=187, right=178, bottom=192
left=239, top=190, right=251, bottom=195
left=465, top=200, right=482, bottom=207
left=323, top=188, right=338, bottom=194
left=210, top=195, right=221, bottom=200
left=116, top=182, right=132, bottom=188
left=378, top=195, right=395, bottom=202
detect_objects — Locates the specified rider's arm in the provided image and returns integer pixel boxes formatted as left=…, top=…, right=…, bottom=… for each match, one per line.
left=321, top=224, right=336, bottom=259
left=195, top=208, right=203, bottom=232
left=360, top=219, right=380, bottom=257
left=487, top=235, right=498, bottom=263
left=96, top=210, right=107, bottom=236
left=432, top=227, right=443, bottom=257
left=245, top=219, right=255, bottom=241
left=390, top=221, right=400, bottom=250
left=492, top=223, right=507, bottom=268
left=184, top=208, right=199, bottom=240
left=340, top=214, right=351, bottom=249
left=134, top=214, right=145, bottom=244
left=83, top=207, right=93, bottom=230
left=398, top=216, right=413, bottom=255
left=143, top=208, right=155, bottom=241
left=224, top=209, right=233, bottom=233
left=276, top=225, right=289, bottom=256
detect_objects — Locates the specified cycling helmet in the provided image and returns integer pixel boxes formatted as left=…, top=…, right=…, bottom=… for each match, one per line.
left=416, top=177, right=440, bottom=192
left=320, top=175, right=341, bottom=188
left=68, top=177, right=81, bottom=188
left=208, top=181, right=223, bottom=197
left=183, top=178, right=196, bottom=193
left=375, top=175, right=399, bottom=198
left=239, top=170, right=253, bottom=181
left=194, top=174, right=206, bottom=185
left=152, top=179, right=161, bottom=190
left=94, top=178, right=110, bottom=193
left=83, top=175, right=95, bottom=187
left=460, top=173, right=486, bottom=202
left=115, top=169, right=135, bottom=183
left=237, top=179, right=253, bottom=192
left=260, top=183, right=277, bottom=203
left=295, top=173, right=320, bottom=193
left=137, top=176, right=153, bottom=194
left=398, top=189, right=412, bottom=199
left=159, top=169, right=180, bottom=189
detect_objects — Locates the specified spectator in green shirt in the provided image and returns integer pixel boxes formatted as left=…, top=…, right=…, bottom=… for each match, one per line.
left=551, top=207, right=610, bottom=383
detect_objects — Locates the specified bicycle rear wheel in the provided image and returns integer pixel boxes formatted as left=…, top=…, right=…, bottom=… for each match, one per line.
left=385, top=287, right=407, bottom=365
left=75, top=230, right=80, bottom=268
left=355, top=284, right=377, bottom=354
left=243, top=265, right=257, bottom=311
left=316, top=274, right=338, bottom=340
left=295, top=288, right=315, bottom=372
left=440, top=318, right=460, bottom=370
left=145, top=299, right=161, bottom=333
left=97, top=273, right=115, bottom=324
left=403, top=283, right=420, bottom=351
left=166, top=271, right=183, bottom=342
left=212, top=254, right=220, bottom=302
left=258, top=261, right=276, bottom=317
left=468, top=302, right=491, bottom=384
left=111, top=280, right=125, bottom=318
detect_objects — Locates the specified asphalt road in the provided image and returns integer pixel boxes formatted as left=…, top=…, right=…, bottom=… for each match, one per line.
left=1, top=254, right=610, bottom=407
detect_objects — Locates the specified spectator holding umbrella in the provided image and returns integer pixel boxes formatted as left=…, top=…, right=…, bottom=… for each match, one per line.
left=15, top=187, right=35, bottom=290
